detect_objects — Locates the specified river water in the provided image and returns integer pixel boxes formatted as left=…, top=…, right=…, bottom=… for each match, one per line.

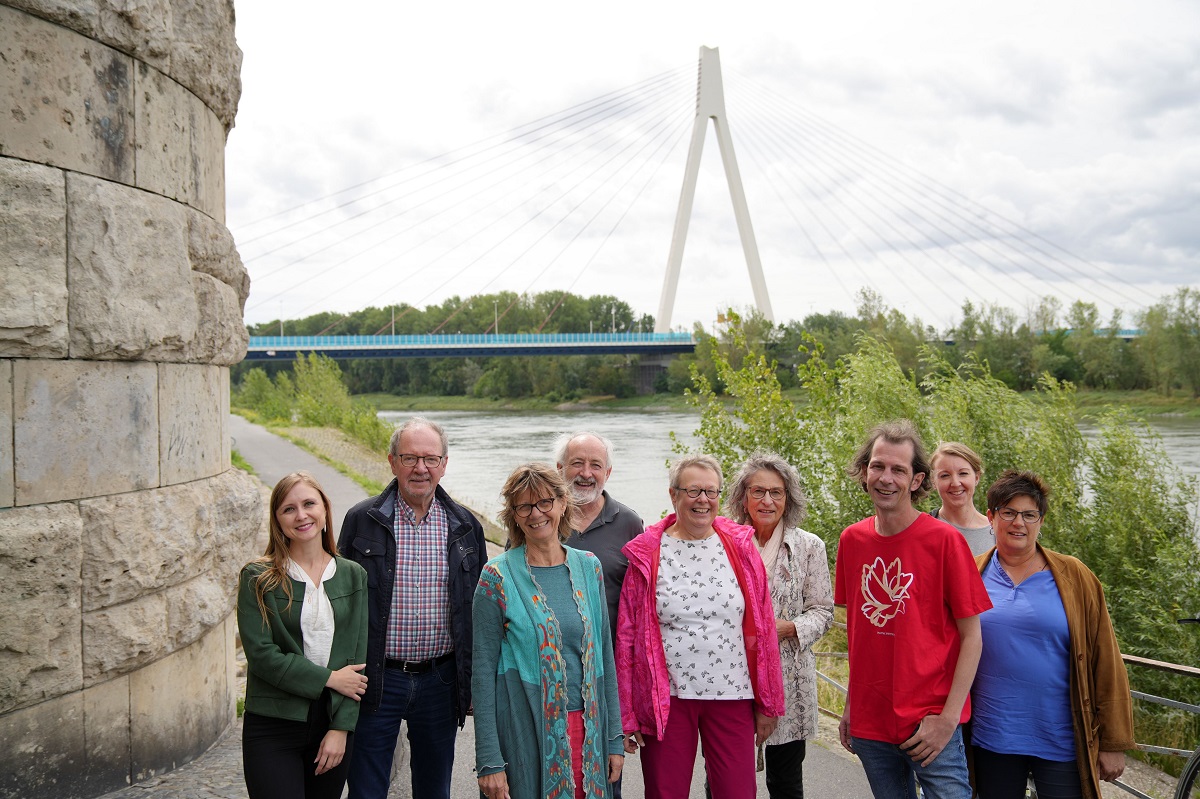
left=380, top=410, right=1200, bottom=529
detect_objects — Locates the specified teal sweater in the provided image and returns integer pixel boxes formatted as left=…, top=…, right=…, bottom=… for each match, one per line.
left=237, top=557, right=368, bottom=730
left=472, top=546, right=623, bottom=799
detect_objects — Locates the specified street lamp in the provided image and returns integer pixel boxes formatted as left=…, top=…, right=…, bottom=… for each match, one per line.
left=494, top=301, right=499, bottom=335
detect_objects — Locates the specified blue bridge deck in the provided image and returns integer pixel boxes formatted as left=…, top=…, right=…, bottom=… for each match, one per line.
left=244, top=332, right=697, bottom=360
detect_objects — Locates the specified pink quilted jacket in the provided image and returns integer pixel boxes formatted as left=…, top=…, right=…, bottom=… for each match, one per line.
left=615, top=515, right=786, bottom=739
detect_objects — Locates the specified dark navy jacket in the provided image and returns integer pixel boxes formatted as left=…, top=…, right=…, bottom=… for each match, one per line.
left=337, top=479, right=485, bottom=726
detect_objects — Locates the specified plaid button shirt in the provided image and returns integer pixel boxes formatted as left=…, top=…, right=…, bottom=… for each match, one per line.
left=386, top=496, right=453, bottom=660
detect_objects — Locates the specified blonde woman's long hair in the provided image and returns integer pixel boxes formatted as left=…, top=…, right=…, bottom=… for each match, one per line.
left=252, top=471, right=338, bottom=621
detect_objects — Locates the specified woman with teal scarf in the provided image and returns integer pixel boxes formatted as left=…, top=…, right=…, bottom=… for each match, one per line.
left=473, top=463, right=624, bottom=799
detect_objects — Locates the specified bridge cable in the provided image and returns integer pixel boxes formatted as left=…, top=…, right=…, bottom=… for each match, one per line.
left=242, top=68, right=691, bottom=277
left=247, top=76, right=691, bottom=315
left=236, top=64, right=693, bottom=235
left=729, top=70, right=1158, bottom=310
left=729, top=76, right=1029, bottom=314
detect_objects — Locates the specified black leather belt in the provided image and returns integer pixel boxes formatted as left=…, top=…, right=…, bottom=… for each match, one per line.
left=385, top=652, right=454, bottom=674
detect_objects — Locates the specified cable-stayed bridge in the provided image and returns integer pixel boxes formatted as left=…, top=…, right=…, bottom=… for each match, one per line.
left=234, top=47, right=1167, bottom=361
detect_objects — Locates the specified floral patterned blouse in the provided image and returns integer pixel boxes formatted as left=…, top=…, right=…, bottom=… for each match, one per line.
left=764, top=527, right=834, bottom=745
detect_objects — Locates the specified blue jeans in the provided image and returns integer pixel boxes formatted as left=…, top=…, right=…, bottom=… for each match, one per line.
left=347, top=657, right=458, bottom=799
left=852, top=726, right=971, bottom=799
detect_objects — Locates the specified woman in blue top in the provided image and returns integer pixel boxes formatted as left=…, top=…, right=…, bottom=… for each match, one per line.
left=971, top=470, right=1133, bottom=799
left=473, top=463, right=624, bottom=799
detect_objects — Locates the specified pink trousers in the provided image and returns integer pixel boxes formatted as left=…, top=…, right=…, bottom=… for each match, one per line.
left=640, top=697, right=756, bottom=799
left=569, top=709, right=586, bottom=799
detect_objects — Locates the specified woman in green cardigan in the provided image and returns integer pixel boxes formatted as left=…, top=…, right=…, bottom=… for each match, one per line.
left=473, top=463, right=624, bottom=799
left=237, top=472, right=369, bottom=799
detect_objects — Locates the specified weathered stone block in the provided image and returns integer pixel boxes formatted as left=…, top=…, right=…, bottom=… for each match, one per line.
left=80, top=468, right=262, bottom=611
left=133, top=61, right=226, bottom=219
left=192, top=271, right=250, bottom=365
left=188, top=210, right=249, bottom=308
left=13, top=359, right=159, bottom=505
left=82, top=592, right=169, bottom=685
left=220, top=369, right=231, bottom=467
left=166, top=572, right=232, bottom=652
left=0, top=502, right=84, bottom=713
left=0, top=5, right=135, bottom=183
left=0, top=158, right=69, bottom=359
left=0, top=1, right=101, bottom=39
left=158, top=363, right=224, bottom=484
left=66, top=174, right=199, bottom=361
left=0, top=361, right=12, bottom=509
left=191, top=88, right=227, bottom=222
left=130, top=620, right=232, bottom=780
left=167, top=0, right=242, bottom=131
left=0, top=691, right=87, bottom=799
left=83, top=675, right=133, bottom=794
left=98, top=0, right=173, bottom=72
left=133, top=63, right=197, bottom=205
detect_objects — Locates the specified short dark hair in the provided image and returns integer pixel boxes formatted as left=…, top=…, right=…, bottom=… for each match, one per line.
left=986, top=469, right=1051, bottom=517
left=846, top=419, right=933, bottom=501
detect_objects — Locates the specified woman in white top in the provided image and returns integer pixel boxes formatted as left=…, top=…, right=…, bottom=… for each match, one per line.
left=237, top=472, right=369, bottom=799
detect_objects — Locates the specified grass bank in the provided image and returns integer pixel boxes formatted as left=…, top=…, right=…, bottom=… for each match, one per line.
left=359, top=388, right=1200, bottom=419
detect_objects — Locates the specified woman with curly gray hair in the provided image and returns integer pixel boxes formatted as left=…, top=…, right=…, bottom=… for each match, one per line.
left=726, top=452, right=834, bottom=799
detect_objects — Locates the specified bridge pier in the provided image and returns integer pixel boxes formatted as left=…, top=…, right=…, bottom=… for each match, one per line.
left=636, top=354, right=675, bottom=395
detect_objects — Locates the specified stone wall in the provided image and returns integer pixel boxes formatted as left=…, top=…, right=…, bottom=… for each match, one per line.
left=0, top=2, right=260, bottom=796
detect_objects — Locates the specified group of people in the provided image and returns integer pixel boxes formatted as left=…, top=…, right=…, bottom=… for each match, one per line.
left=236, top=414, right=1134, bottom=799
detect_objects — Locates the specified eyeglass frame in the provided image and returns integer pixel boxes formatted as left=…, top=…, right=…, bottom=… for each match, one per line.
left=512, top=497, right=558, bottom=518
left=994, top=506, right=1043, bottom=524
left=673, top=486, right=721, bottom=500
left=394, top=453, right=446, bottom=469
left=747, top=486, right=786, bottom=501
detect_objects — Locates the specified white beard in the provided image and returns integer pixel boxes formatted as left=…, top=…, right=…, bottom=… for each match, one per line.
left=571, top=482, right=602, bottom=506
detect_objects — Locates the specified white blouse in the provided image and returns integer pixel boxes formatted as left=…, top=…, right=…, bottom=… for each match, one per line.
left=656, top=534, right=752, bottom=700
left=286, top=558, right=338, bottom=669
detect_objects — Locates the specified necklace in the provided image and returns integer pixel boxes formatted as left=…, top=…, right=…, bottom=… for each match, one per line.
left=997, top=552, right=1046, bottom=585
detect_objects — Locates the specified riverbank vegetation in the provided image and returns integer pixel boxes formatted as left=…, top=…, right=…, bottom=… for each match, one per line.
left=241, top=287, right=1200, bottom=413
left=680, top=313, right=1200, bottom=773
left=235, top=353, right=393, bottom=453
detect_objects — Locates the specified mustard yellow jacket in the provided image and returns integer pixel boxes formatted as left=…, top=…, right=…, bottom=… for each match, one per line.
left=975, top=545, right=1135, bottom=799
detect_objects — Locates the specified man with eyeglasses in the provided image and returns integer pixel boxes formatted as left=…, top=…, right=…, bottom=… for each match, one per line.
left=338, top=416, right=485, bottom=799
left=833, top=420, right=991, bottom=799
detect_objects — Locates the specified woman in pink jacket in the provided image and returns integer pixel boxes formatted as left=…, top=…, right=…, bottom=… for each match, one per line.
left=616, top=454, right=786, bottom=799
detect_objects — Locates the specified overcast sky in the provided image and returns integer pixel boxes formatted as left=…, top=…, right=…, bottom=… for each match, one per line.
left=225, top=0, right=1200, bottom=333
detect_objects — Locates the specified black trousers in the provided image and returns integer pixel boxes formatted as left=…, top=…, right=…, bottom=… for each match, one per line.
left=973, top=745, right=1082, bottom=799
left=704, top=739, right=806, bottom=799
left=242, top=692, right=354, bottom=799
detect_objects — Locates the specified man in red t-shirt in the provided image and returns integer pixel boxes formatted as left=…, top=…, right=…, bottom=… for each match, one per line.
left=834, top=420, right=992, bottom=799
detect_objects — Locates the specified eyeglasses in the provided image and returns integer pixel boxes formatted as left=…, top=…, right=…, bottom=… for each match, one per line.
left=513, top=497, right=557, bottom=517
left=395, top=454, right=445, bottom=468
left=674, top=486, right=720, bottom=500
left=996, top=507, right=1043, bottom=524
left=747, top=487, right=785, bottom=501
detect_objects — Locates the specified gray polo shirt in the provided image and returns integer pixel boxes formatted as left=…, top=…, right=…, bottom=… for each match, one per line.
left=564, top=490, right=644, bottom=638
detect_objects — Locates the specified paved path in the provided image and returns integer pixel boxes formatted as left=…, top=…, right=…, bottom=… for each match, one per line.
left=98, top=417, right=870, bottom=799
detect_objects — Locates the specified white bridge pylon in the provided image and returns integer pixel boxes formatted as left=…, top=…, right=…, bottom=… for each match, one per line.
left=656, top=46, right=774, bottom=333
